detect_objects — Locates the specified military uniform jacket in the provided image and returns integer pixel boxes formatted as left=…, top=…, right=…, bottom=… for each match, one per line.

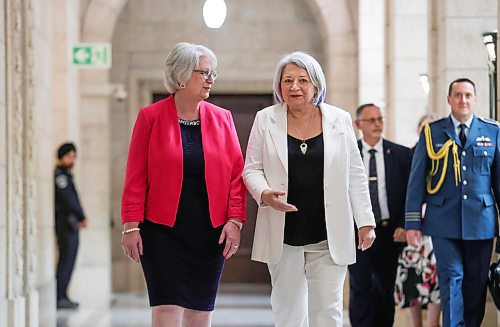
left=55, top=166, right=85, bottom=227
left=405, top=115, right=500, bottom=239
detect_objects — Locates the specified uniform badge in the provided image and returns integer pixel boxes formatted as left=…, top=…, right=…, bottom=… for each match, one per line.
left=56, top=175, right=68, bottom=189
left=475, top=136, right=492, bottom=147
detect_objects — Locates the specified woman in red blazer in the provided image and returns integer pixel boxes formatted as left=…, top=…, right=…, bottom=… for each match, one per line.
left=120, top=42, right=246, bottom=327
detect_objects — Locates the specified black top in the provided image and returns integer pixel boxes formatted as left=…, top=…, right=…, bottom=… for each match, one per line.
left=284, top=133, right=327, bottom=246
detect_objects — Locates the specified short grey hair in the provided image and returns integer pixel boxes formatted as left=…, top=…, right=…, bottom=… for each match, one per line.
left=272, top=51, right=326, bottom=106
left=163, top=42, right=217, bottom=93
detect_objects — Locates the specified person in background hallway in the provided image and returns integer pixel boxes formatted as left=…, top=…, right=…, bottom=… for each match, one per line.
left=55, top=142, right=88, bottom=309
left=243, top=51, right=376, bottom=327
left=348, top=103, right=412, bottom=327
left=406, top=78, right=500, bottom=327
left=394, top=114, right=441, bottom=327
left=120, top=42, right=246, bottom=327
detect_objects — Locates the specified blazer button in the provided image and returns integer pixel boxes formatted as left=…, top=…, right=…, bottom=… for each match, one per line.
left=484, top=151, right=488, bottom=156
left=463, top=194, right=468, bottom=200
left=463, top=180, right=467, bottom=186
left=462, top=165, right=467, bottom=171
left=462, top=151, right=466, bottom=156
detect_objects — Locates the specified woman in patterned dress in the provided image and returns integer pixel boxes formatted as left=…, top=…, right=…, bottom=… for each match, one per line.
left=394, top=115, right=441, bottom=327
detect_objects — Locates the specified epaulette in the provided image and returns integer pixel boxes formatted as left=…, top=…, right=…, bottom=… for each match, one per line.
left=429, top=117, right=447, bottom=125
left=478, top=116, right=500, bottom=126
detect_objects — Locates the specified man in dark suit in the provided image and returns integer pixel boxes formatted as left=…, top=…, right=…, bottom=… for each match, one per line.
left=55, top=142, right=88, bottom=309
left=348, top=103, right=412, bottom=327
left=406, top=78, right=500, bottom=326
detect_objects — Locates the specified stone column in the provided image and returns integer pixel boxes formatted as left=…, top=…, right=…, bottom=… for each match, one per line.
left=0, top=0, right=8, bottom=323
left=71, top=70, right=112, bottom=308
left=359, top=0, right=385, bottom=107
left=429, top=0, right=496, bottom=118
left=385, top=0, right=428, bottom=146
left=1, top=0, right=53, bottom=326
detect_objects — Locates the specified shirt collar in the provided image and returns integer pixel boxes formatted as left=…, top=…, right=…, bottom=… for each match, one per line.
left=450, top=114, right=473, bottom=129
left=361, top=138, right=383, bottom=153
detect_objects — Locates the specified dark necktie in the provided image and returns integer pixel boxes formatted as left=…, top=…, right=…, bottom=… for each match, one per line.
left=368, top=149, right=382, bottom=222
left=458, top=124, right=467, bottom=146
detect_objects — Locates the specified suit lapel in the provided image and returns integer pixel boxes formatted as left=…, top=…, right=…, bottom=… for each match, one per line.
left=383, top=140, right=393, bottom=195
left=321, top=104, right=344, bottom=173
left=357, top=140, right=363, bottom=158
left=268, top=104, right=288, bottom=173
left=443, top=116, right=460, bottom=146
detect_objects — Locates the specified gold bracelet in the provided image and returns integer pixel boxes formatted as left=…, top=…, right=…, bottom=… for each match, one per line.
left=121, top=227, right=140, bottom=235
left=227, top=219, right=243, bottom=230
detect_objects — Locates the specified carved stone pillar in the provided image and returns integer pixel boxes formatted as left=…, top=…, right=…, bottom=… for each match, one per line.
left=3, top=0, right=39, bottom=326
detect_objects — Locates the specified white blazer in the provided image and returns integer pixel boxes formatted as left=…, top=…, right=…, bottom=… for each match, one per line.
left=243, top=103, right=375, bottom=265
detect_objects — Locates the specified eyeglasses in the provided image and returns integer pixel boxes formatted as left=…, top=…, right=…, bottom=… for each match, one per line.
left=193, top=69, right=218, bottom=80
left=359, top=117, right=384, bottom=124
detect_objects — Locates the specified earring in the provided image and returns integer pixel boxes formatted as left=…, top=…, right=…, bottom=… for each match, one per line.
left=179, top=83, right=185, bottom=89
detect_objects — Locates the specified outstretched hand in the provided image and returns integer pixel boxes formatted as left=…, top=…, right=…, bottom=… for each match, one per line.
left=261, top=189, right=298, bottom=212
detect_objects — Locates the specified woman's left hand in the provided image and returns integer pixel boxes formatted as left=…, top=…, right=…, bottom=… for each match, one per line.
left=219, top=221, right=241, bottom=260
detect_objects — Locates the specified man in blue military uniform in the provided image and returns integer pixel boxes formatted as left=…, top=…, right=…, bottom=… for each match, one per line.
left=55, top=142, right=88, bottom=309
left=406, top=78, right=500, bottom=326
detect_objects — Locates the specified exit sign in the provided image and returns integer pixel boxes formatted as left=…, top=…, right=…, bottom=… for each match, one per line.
left=72, top=43, right=111, bottom=68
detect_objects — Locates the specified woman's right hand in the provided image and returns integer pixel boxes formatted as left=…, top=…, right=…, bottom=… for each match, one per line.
left=261, top=189, right=298, bottom=212
left=121, top=223, right=143, bottom=263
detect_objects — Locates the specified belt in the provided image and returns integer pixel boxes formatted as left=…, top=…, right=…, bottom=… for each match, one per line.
left=377, top=220, right=390, bottom=227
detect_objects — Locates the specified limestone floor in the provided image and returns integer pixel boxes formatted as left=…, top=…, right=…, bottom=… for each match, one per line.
left=57, top=283, right=416, bottom=327
left=57, top=284, right=276, bottom=327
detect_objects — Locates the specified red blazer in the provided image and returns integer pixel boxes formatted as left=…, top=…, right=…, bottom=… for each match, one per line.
left=121, top=96, right=246, bottom=227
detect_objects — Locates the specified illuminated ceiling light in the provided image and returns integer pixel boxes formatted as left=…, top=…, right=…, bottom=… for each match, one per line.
left=203, top=0, right=227, bottom=29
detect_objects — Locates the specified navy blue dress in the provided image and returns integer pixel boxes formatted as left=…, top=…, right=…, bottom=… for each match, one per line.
left=139, top=118, right=225, bottom=311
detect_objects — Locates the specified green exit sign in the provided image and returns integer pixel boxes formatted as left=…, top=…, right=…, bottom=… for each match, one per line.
left=72, top=43, right=111, bottom=68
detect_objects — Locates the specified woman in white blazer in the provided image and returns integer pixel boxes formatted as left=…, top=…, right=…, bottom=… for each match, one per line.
left=242, top=52, right=376, bottom=327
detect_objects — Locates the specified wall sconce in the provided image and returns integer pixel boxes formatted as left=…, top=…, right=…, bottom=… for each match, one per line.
left=418, top=74, right=430, bottom=97
left=203, top=0, right=227, bottom=29
left=113, top=84, right=128, bottom=102
left=483, top=32, right=497, bottom=62
left=483, top=31, right=497, bottom=120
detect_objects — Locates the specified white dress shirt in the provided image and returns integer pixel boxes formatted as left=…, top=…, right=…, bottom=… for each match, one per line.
left=450, top=114, right=473, bottom=139
left=361, top=139, right=390, bottom=220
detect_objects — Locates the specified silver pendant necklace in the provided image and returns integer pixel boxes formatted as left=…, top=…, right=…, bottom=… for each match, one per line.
left=288, top=107, right=316, bottom=155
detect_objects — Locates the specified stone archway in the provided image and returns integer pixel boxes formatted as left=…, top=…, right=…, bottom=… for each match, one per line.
left=80, top=0, right=359, bottom=293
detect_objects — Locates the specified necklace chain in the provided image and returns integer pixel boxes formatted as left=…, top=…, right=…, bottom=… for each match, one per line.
left=288, top=108, right=316, bottom=155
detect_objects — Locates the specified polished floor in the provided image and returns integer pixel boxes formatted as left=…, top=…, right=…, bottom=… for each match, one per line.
left=57, top=284, right=276, bottom=327
left=56, top=283, right=356, bottom=327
